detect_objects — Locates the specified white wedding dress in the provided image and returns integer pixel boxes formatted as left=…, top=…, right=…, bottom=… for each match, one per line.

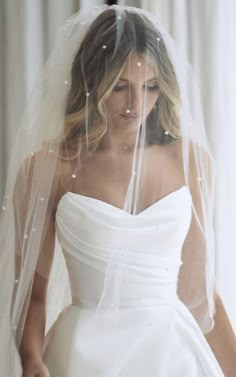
left=43, top=185, right=224, bottom=376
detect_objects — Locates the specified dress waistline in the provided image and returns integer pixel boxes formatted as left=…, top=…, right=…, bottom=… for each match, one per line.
left=71, top=295, right=179, bottom=310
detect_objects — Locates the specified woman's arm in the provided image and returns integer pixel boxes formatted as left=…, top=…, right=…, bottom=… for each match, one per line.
left=12, top=150, right=58, bottom=376
left=19, top=275, right=49, bottom=373
left=178, top=141, right=236, bottom=374
left=205, top=293, right=236, bottom=377
left=19, top=212, right=56, bottom=377
left=19, top=204, right=56, bottom=376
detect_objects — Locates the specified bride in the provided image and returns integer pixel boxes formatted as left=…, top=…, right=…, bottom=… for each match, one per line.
left=0, top=5, right=235, bottom=377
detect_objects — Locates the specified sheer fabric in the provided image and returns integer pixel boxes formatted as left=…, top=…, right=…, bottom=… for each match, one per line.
left=0, top=5, right=217, bottom=376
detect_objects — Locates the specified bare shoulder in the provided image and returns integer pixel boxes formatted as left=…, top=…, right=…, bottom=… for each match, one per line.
left=166, top=138, right=212, bottom=164
left=148, top=137, right=212, bottom=164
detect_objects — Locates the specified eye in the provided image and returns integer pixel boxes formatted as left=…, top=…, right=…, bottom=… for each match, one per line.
left=113, top=85, right=127, bottom=92
left=145, top=84, right=159, bottom=91
left=113, top=84, right=160, bottom=92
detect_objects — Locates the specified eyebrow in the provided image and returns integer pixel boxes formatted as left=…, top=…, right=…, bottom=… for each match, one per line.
left=118, top=77, right=158, bottom=82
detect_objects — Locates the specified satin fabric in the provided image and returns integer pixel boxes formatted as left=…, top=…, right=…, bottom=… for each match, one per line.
left=43, top=186, right=224, bottom=376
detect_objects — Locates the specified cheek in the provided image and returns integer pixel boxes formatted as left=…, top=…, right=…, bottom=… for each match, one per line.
left=145, top=93, right=159, bottom=112
left=105, top=93, right=125, bottom=114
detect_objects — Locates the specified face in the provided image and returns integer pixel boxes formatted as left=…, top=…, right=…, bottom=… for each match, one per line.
left=104, top=53, right=160, bottom=133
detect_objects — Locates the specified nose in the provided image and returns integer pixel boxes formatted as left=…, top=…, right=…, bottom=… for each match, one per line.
left=127, top=87, right=143, bottom=113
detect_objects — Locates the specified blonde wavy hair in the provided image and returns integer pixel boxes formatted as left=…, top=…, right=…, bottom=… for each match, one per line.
left=59, top=8, right=181, bottom=159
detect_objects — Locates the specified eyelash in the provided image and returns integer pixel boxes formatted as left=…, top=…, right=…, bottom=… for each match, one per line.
left=113, top=85, right=159, bottom=92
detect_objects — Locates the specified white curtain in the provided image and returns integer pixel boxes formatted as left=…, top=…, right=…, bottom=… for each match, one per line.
left=0, top=0, right=104, bottom=205
left=136, top=0, right=236, bottom=330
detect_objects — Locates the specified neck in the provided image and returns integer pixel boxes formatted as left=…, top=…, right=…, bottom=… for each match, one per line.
left=97, top=127, right=141, bottom=153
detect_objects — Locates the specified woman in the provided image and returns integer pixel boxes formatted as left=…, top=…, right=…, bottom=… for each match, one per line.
left=0, top=5, right=235, bottom=377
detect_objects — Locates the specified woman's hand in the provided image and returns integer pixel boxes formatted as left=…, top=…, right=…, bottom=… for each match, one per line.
left=22, top=358, right=49, bottom=377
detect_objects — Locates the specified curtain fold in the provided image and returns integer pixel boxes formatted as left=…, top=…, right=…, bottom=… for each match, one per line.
left=0, top=0, right=104, bottom=205
left=0, top=0, right=6, bottom=205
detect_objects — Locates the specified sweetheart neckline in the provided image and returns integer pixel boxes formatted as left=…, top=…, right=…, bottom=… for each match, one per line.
left=57, top=185, right=191, bottom=217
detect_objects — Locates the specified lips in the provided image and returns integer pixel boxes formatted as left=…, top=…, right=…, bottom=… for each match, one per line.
left=121, top=114, right=141, bottom=119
